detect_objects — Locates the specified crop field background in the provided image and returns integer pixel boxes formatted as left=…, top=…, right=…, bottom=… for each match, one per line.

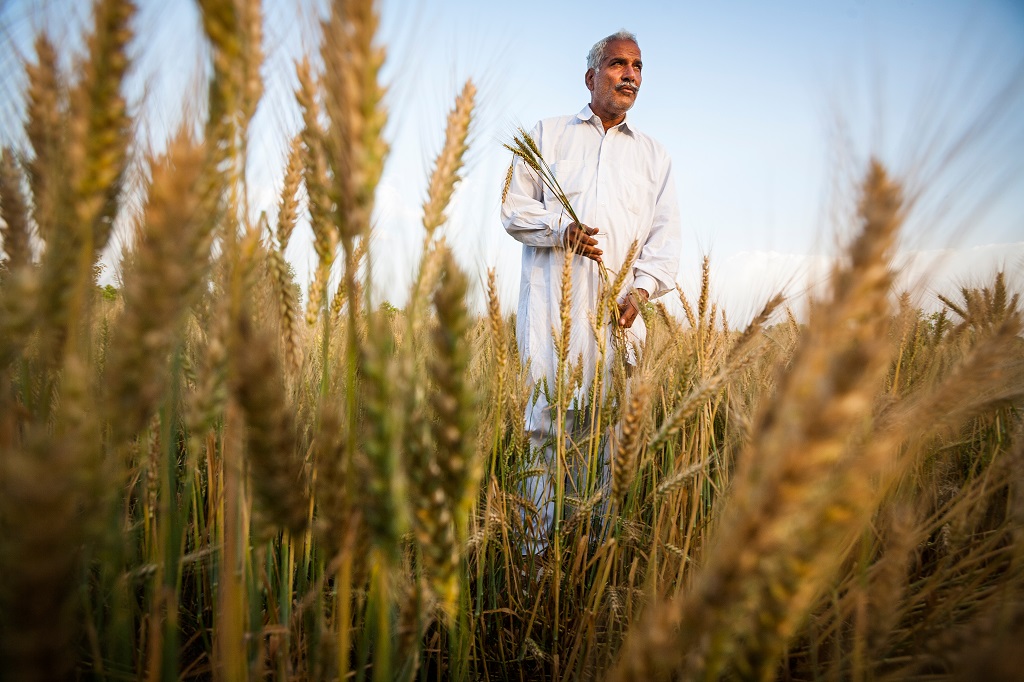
left=0, top=0, right=1022, bottom=680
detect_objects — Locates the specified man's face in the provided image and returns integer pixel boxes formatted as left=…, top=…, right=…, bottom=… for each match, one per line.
left=586, top=39, right=643, bottom=122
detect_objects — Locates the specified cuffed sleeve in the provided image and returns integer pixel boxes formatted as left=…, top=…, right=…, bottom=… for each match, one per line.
left=632, top=274, right=657, bottom=298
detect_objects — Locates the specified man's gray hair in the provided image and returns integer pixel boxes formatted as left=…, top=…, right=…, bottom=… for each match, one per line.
left=586, top=30, right=639, bottom=71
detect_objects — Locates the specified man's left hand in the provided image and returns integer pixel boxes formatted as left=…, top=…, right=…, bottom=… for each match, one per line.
left=618, top=288, right=649, bottom=328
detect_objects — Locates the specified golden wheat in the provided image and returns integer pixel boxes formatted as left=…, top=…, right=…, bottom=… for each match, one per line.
left=1, top=7, right=1020, bottom=681
left=106, top=133, right=207, bottom=443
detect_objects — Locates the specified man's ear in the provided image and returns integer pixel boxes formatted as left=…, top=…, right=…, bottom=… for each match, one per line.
left=585, top=68, right=595, bottom=92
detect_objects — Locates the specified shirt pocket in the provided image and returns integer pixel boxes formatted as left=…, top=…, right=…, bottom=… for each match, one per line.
left=621, top=169, right=649, bottom=218
left=544, top=160, right=585, bottom=215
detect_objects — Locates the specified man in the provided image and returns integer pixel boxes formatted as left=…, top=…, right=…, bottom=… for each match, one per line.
left=501, top=30, right=682, bottom=549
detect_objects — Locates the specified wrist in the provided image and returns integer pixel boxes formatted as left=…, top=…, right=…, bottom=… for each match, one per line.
left=632, top=274, right=657, bottom=300
left=555, top=216, right=574, bottom=245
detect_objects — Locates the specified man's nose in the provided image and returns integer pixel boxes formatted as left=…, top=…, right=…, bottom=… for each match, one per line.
left=622, top=66, right=637, bottom=82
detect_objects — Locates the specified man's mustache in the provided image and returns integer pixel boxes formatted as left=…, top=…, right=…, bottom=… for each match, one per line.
left=616, top=82, right=638, bottom=93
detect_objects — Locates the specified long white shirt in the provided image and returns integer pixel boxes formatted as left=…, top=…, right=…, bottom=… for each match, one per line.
left=501, top=105, right=681, bottom=427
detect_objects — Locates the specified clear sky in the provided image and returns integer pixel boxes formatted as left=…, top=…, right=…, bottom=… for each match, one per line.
left=2, top=0, right=1022, bottom=321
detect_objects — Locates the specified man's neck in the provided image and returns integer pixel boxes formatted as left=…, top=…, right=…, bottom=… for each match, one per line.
left=590, top=103, right=625, bottom=131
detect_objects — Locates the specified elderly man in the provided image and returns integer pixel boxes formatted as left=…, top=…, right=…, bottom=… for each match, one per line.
left=501, top=30, right=681, bottom=550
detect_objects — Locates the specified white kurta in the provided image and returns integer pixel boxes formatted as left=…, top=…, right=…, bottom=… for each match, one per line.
left=501, top=105, right=681, bottom=433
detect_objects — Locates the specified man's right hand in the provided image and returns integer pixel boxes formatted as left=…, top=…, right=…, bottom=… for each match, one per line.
left=564, top=222, right=603, bottom=263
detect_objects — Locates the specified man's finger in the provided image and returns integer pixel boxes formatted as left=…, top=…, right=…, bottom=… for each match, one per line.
left=566, top=224, right=603, bottom=261
left=618, top=299, right=637, bottom=327
left=570, top=225, right=598, bottom=245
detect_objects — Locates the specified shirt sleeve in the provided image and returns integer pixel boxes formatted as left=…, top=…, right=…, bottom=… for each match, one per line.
left=500, top=125, right=574, bottom=248
left=633, top=154, right=681, bottom=300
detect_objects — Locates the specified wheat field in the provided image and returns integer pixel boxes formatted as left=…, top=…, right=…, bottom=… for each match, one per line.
left=1, top=1, right=1022, bottom=680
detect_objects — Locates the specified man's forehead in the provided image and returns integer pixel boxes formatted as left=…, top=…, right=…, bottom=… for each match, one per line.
left=602, top=40, right=641, bottom=63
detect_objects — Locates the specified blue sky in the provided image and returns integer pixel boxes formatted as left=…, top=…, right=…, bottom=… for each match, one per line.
left=381, top=0, right=1024, bottom=317
left=2, top=0, right=1022, bottom=320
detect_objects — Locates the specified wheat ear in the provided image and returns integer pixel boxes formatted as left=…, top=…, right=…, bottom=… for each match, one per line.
left=68, top=0, right=135, bottom=253
left=106, top=133, right=206, bottom=443
left=430, top=250, right=478, bottom=515
left=501, top=160, right=514, bottom=204
left=406, top=80, right=476, bottom=338
left=270, top=136, right=304, bottom=371
left=356, top=314, right=406, bottom=563
left=677, top=283, right=697, bottom=330
left=422, top=79, right=476, bottom=238
left=294, top=58, right=337, bottom=326
left=311, top=396, right=354, bottom=561
left=406, top=371, right=456, bottom=605
left=486, top=267, right=508, bottom=380
left=35, top=0, right=134, bottom=369
left=239, top=0, right=264, bottom=123
left=0, top=151, right=37, bottom=367
left=229, top=310, right=310, bottom=535
left=276, top=134, right=303, bottom=251
left=320, top=0, right=388, bottom=250
left=613, top=381, right=650, bottom=507
left=24, top=35, right=63, bottom=242
left=198, top=0, right=242, bottom=138
left=0, top=150, right=32, bottom=270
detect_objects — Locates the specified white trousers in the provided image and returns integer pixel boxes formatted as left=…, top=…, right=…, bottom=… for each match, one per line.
left=523, top=402, right=609, bottom=555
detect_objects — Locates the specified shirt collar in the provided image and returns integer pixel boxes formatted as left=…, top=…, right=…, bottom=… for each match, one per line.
left=576, top=104, right=635, bottom=135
